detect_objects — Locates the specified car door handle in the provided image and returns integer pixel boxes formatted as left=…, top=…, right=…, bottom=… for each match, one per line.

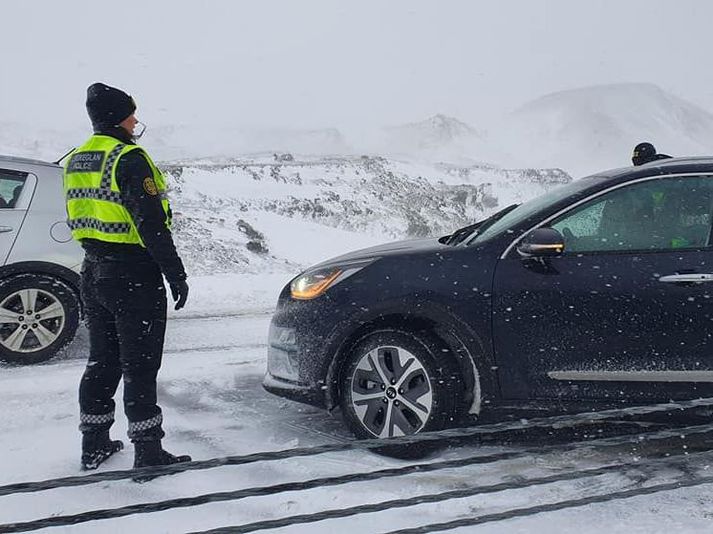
left=659, top=273, right=713, bottom=284
left=0, top=226, right=13, bottom=233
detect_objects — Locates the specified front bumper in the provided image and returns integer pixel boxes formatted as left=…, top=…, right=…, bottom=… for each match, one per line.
left=262, top=266, right=387, bottom=410
left=265, top=324, right=300, bottom=381
left=262, top=373, right=326, bottom=407
left=262, top=309, right=337, bottom=409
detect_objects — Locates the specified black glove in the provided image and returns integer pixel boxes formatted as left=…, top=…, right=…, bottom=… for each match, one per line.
left=169, top=279, right=189, bottom=311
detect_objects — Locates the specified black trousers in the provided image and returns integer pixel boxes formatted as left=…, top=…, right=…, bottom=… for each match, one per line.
left=79, top=257, right=167, bottom=442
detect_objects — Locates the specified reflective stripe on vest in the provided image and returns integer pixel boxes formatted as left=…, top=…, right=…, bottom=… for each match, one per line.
left=63, top=135, right=171, bottom=246
left=65, top=188, right=123, bottom=203
left=67, top=219, right=132, bottom=234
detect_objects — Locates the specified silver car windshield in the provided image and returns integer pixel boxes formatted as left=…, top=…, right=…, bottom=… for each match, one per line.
left=464, top=176, right=605, bottom=246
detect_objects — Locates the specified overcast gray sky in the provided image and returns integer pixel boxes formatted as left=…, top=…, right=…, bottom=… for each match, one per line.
left=2, top=0, right=712, bottom=132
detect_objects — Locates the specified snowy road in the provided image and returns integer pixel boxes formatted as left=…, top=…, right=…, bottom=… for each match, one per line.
left=1, top=313, right=713, bottom=533
left=0, top=312, right=352, bottom=480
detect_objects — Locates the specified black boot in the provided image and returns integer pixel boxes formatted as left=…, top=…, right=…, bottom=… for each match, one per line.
left=132, top=440, right=191, bottom=482
left=81, top=431, right=124, bottom=471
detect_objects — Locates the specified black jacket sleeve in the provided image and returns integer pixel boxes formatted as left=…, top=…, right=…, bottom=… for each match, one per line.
left=115, top=150, right=187, bottom=284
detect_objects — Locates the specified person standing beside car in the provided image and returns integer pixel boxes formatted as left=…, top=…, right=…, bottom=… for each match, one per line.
left=63, top=82, right=190, bottom=473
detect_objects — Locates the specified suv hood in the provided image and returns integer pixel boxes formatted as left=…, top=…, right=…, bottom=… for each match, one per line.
left=310, top=237, right=445, bottom=270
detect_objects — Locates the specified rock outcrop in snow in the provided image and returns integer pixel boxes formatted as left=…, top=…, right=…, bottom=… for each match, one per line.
left=162, top=155, right=570, bottom=275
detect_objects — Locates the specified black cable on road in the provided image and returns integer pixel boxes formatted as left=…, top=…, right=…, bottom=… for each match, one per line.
left=1, top=423, right=711, bottom=533
left=187, top=450, right=713, bottom=534
left=385, top=473, right=713, bottom=534
left=0, top=452, right=519, bottom=534
left=1, top=397, right=712, bottom=497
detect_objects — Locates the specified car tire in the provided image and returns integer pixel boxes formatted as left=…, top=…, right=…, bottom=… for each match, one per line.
left=0, top=274, right=80, bottom=365
left=339, top=328, right=462, bottom=459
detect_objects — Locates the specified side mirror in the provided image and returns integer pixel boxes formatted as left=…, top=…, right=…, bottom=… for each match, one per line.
left=517, top=228, right=565, bottom=257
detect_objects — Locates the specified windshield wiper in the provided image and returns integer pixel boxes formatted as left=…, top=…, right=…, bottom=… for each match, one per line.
left=442, top=221, right=482, bottom=246
left=443, top=203, right=519, bottom=246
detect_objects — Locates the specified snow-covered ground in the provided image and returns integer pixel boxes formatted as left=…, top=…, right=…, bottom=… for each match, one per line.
left=2, top=307, right=713, bottom=533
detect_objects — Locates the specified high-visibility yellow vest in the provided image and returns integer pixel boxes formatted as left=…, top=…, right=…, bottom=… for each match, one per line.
left=63, top=135, right=172, bottom=246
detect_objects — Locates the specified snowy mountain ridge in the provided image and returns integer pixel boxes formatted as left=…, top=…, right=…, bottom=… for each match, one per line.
left=382, top=113, right=482, bottom=148
left=2, top=83, right=713, bottom=177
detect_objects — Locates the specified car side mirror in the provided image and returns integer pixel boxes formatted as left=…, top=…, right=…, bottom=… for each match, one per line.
left=517, top=228, right=565, bottom=257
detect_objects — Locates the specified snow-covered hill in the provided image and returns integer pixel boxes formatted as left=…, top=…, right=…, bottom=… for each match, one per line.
left=0, top=123, right=353, bottom=163
left=501, top=83, right=713, bottom=176
left=357, top=114, right=509, bottom=165
left=164, top=154, right=571, bottom=275
left=380, top=114, right=481, bottom=153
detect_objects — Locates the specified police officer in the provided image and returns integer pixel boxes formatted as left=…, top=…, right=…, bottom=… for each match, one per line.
left=64, top=83, right=190, bottom=472
left=632, top=142, right=672, bottom=166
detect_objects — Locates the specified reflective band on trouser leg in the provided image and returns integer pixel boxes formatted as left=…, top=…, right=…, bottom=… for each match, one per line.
left=79, top=411, right=115, bottom=432
left=127, top=413, right=163, bottom=440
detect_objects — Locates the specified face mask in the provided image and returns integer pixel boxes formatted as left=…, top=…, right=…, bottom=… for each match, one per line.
left=133, top=121, right=147, bottom=140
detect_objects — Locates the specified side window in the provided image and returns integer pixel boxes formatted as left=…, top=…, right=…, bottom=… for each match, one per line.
left=0, top=169, right=28, bottom=209
left=550, top=176, right=713, bottom=253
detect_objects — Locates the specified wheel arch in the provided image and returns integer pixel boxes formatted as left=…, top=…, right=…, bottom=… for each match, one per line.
left=0, top=261, right=81, bottom=299
left=323, top=304, right=500, bottom=416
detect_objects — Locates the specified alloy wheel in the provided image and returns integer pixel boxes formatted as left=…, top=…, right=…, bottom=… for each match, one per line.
left=0, top=288, right=66, bottom=354
left=350, top=345, right=434, bottom=438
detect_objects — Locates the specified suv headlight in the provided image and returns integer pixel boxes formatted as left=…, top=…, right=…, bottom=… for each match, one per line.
left=290, top=258, right=377, bottom=300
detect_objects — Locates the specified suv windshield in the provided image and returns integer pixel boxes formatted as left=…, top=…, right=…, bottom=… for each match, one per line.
left=464, top=176, right=605, bottom=246
left=443, top=203, right=519, bottom=246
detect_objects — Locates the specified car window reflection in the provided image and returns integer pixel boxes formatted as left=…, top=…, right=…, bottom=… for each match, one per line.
left=0, top=172, right=27, bottom=209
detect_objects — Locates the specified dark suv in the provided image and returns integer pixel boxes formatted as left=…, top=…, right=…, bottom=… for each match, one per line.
left=264, top=158, right=713, bottom=440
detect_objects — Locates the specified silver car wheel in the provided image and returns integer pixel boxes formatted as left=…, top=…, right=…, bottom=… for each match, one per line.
left=350, top=345, right=434, bottom=438
left=0, top=288, right=65, bottom=354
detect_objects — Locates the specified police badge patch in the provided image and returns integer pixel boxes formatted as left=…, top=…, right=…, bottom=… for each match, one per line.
left=143, top=177, right=158, bottom=196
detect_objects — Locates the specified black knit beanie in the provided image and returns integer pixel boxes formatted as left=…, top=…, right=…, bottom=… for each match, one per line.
left=634, top=142, right=656, bottom=159
left=86, top=82, right=136, bottom=128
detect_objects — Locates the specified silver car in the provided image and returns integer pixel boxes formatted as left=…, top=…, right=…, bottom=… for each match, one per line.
left=0, top=155, right=83, bottom=364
